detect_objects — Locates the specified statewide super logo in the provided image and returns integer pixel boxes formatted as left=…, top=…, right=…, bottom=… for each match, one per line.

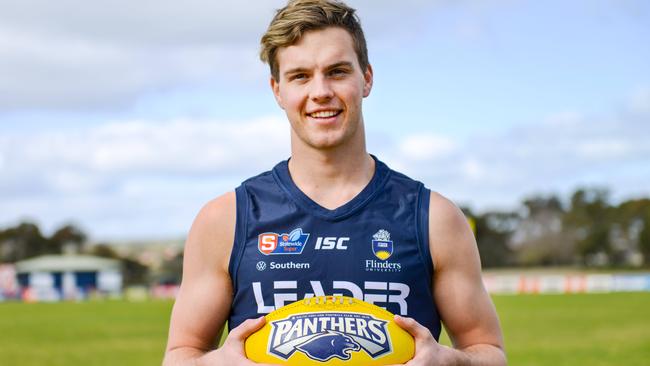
left=267, top=312, right=391, bottom=362
left=372, top=229, right=393, bottom=260
left=259, top=228, right=310, bottom=255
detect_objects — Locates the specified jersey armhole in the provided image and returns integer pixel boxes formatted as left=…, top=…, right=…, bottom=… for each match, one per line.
left=415, top=185, right=433, bottom=286
left=228, top=184, right=249, bottom=294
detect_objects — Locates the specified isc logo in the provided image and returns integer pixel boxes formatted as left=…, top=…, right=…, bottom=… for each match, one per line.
left=315, top=237, right=350, bottom=250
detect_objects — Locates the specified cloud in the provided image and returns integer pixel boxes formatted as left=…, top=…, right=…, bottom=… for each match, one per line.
left=0, top=0, right=283, bottom=45
left=0, top=0, right=331, bottom=110
left=0, top=0, right=465, bottom=111
left=0, top=23, right=266, bottom=109
left=628, top=87, right=650, bottom=115
left=398, top=134, right=457, bottom=161
left=384, top=90, right=650, bottom=210
left=1, top=116, right=289, bottom=188
left=2, top=0, right=646, bottom=111
left=0, top=115, right=292, bottom=239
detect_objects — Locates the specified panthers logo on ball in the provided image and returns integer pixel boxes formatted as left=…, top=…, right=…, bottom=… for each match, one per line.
left=296, top=331, right=361, bottom=361
left=245, top=296, right=415, bottom=365
left=267, top=312, right=391, bottom=361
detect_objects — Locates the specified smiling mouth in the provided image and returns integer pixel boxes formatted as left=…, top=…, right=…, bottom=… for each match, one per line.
left=307, top=110, right=342, bottom=119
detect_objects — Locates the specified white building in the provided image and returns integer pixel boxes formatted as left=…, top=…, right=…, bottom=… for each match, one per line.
left=14, top=254, right=122, bottom=301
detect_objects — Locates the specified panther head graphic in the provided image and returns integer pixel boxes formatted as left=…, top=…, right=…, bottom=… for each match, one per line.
left=295, top=331, right=361, bottom=362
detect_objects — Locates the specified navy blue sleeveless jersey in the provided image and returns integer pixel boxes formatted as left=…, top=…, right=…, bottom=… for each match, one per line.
left=228, top=156, right=441, bottom=340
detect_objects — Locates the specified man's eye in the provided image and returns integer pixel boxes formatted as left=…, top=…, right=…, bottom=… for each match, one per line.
left=330, top=69, right=348, bottom=77
left=291, top=74, right=307, bottom=81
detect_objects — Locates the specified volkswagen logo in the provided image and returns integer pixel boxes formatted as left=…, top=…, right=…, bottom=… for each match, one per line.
left=256, top=261, right=267, bottom=271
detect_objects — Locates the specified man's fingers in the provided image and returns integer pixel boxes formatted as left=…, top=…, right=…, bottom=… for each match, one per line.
left=227, top=316, right=267, bottom=341
left=394, top=315, right=435, bottom=341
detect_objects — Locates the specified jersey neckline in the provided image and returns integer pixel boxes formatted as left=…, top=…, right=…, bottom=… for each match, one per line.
left=272, top=154, right=391, bottom=221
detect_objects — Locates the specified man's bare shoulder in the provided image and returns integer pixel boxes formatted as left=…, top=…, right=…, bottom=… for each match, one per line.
left=194, top=191, right=236, bottom=231
left=184, top=191, right=237, bottom=273
left=428, top=191, right=476, bottom=270
left=428, top=191, right=470, bottom=232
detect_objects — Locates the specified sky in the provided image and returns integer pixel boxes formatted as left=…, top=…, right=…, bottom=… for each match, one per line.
left=1, top=0, right=649, bottom=241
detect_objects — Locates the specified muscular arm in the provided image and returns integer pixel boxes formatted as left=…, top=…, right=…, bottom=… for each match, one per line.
left=163, top=192, right=236, bottom=365
left=429, top=192, right=506, bottom=365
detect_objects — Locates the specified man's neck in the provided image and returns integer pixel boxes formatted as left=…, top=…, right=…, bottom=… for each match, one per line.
left=287, top=143, right=375, bottom=210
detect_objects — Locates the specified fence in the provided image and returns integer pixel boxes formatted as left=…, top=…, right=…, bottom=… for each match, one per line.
left=483, top=273, right=650, bottom=294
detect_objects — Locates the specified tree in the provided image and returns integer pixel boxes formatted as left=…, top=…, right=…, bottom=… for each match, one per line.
left=564, top=188, right=613, bottom=265
left=0, top=222, right=49, bottom=262
left=157, top=253, right=184, bottom=285
left=611, top=199, right=650, bottom=266
left=88, top=244, right=121, bottom=259
left=467, top=208, right=518, bottom=268
left=121, top=258, right=150, bottom=286
left=639, top=210, right=650, bottom=266
left=51, top=224, right=87, bottom=254
left=514, top=194, right=572, bottom=266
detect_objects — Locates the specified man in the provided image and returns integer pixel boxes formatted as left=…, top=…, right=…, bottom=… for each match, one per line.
left=163, top=1, right=506, bottom=365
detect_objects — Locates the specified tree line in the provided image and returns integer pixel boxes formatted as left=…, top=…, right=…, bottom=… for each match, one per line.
left=464, top=187, right=650, bottom=268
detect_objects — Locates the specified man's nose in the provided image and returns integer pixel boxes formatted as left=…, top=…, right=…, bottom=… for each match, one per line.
left=309, top=75, right=334, bottom=102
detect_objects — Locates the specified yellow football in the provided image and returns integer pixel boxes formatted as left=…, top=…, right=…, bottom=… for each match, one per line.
left=245, top=296, right=415, bottom=365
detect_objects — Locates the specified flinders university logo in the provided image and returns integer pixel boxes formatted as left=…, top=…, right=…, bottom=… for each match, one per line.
left=258, top=228, right=310, bottom=255
left=268, top=312, right=392, bottom=362
left=372, top=229, right=393, bottom=260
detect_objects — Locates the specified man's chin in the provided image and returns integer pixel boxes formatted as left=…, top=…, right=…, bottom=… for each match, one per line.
left=304, top=135, right=347, bottom=150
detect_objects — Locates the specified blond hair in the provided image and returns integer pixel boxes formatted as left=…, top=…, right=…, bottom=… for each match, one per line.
left=260, top=0, right=368, bottom=81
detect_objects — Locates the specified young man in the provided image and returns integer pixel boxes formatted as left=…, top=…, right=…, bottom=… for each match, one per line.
left=163, top=1, right=506, bottom=365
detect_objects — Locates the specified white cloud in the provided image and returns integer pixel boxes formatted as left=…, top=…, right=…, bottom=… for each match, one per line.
left=384, top=90, right=650, bottom=210
left=629, top=87, right=650, bottom=115
left=575, top=139, right=635, bottom=160
left=0, top=23, right=265, bottom=109
left=0, top=116, right=290, bottom=202
left=0, top=0, right=481, bottom=111
left=0, top=1, right=284, bottom=45
left=4, top=117, right=288, bottom=178
left=398, top=134, right=457, bottom=161
left=1, top=0, right=645, bottom=111
left=460, top=157, right=485, bottom=181
left=0, top=115, right=292, bottom=239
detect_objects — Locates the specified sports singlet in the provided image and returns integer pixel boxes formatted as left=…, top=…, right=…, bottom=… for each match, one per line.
left=227, top=155, right=441, bottom=340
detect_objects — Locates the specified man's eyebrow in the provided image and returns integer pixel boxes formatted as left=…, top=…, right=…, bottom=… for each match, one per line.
left=327, top=61, right=353, bottom=70
left=283, top=67, right=310, bottom=77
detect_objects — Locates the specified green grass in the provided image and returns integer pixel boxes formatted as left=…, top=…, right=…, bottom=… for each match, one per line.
left=0, top=300, right=173, bottom=366
left=441, top=293, right=650, bottom=365
left=1, top=293, right=649, bottom=365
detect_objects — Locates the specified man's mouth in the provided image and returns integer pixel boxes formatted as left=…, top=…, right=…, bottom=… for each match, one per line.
left=307, top=110, right=342, bottom=119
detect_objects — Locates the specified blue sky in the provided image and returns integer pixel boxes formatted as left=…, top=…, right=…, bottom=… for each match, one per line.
left=1, top=0, right=649, bottom=240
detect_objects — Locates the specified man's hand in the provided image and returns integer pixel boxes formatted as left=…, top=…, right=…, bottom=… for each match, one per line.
left=196, top=317, right=279, bottom=366
left=386, top=315, right=462, bottom=366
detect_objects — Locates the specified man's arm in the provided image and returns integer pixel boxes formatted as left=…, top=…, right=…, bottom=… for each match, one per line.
left=391, top=192, right=506, bottom=366
left=429, top=192, right=506, bottom=365
left=162, top=193, right=276, bottom=366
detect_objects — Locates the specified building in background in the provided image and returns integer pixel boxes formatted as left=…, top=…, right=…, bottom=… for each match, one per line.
left=0, top=264, right=18, bottom=300
left=14, top=254, right=122, bottom=301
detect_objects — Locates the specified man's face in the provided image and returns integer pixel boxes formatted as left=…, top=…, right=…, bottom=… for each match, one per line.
left=271, top=27, right=373, bottom=151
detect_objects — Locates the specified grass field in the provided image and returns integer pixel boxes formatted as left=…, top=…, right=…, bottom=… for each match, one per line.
left=1, top=293, right=649, bottom=365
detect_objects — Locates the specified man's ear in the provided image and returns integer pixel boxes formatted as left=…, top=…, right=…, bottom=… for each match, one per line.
left=362, top=64, right=373, bottom=98
left=270, top=77, right=284, bottom=109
